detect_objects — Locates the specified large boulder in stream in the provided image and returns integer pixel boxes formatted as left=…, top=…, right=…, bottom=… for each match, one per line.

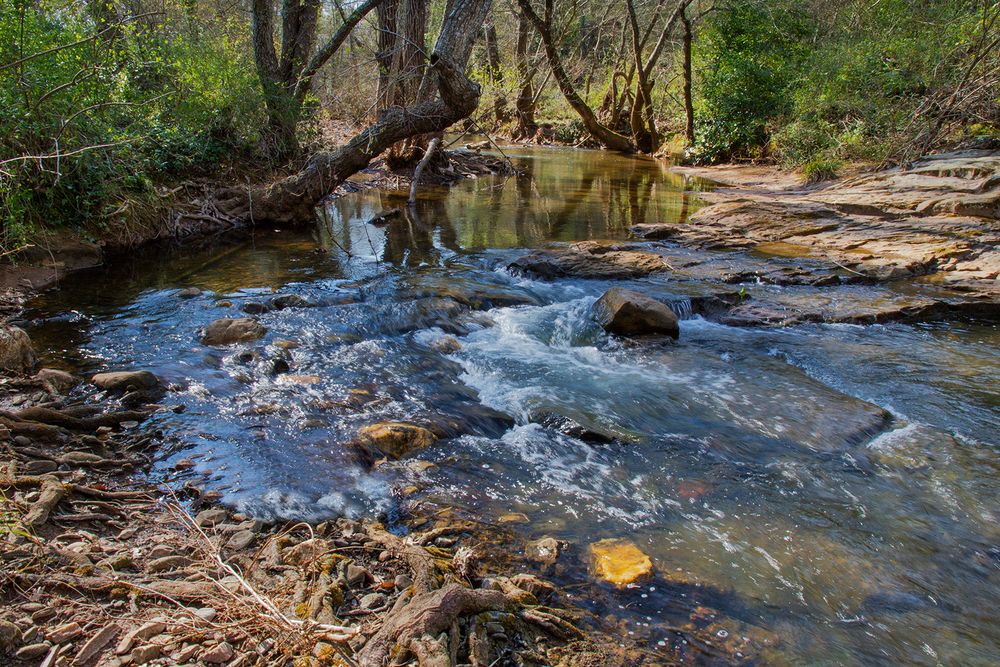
left=592, top=288, right=680, bottom=338
left=355, top=422, right=437, bottom=460
left=0, top=326, right=36, bottom=374
left=201, top=317, right=267, bottom=346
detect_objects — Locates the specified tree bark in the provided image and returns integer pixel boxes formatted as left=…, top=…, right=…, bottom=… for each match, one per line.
left=515, top=0, right=634, bottom=152
left=512, top=10, right=538, bottom=139
left=483, top=17, right=509, bottom=128
left=682, top=6, right=694, bottom=145
left=252, top=0, right=382, bottom=160
left=221, top=0, right=492, bottom=224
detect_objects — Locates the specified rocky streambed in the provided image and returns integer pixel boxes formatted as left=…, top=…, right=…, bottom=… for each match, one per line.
left=2, top=145, right=999, bottom=666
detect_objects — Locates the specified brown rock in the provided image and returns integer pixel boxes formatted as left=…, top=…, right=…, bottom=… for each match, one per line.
left=589, top=538, right=653, bottom=587
left=201, top=318, right=266, bottom=346
left=356, top=422, right=437, bottom=460
left=131, top=643, right=162, bottom=664
left=525, top=536, right=563, bottom=568
left=0, top=326, right=36, bottom=374
left=74, top=625, right=120, bottom=664
left=91, top=370, right=161, bottom=392
left=34, top=368, right=79, bottom=393
left=592, top=288, right=680, bottom=338
left=46, top=621, right=82, bottom=644
left=201, top=641, right=234, bottom=663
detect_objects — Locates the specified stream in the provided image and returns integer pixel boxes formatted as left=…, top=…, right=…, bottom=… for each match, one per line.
left=25, top=146, right=1000, bottom=665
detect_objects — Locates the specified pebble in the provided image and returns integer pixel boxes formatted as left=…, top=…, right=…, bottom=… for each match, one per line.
left=359, top=592, right=386, bottom=610
left=174, top=643, right=201, bottom=663
left=46, top=621, right=82, bottom=644
left=16, top=643, right=50, bottom=660
left=117, top=620, right=166, bottom=654
left=147, top=555, right=192, bottom=573
left=394, top=574, right=413, bottom=590
left=74, top=625, right=120, bottom=664
left=131, top=643, right=162, bottom=664
left=193, top=608, right=217, bottom=623
left=195, top=508, right=228, bottom=527
left=225, top=530, right=256, bottom=551
left=346, top=564, right=370, bottom=588
left=201, top=641, right=234, bottom=663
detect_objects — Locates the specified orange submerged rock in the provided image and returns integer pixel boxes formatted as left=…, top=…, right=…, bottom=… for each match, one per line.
left=589, top=538, right=653, bottom=587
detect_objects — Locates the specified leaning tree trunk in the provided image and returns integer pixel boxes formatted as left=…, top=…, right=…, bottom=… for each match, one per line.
left=220, top=0, right=492, bottom=224
left=515, top=0, right=634, bottom=152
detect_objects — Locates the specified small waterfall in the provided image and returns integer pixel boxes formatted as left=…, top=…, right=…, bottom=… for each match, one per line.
left=670, top=298, right=694, bottom=320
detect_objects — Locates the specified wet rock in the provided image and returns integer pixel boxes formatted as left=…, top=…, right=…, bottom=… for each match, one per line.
left=201, top=641, right=234, bottom=663
left=592, top=288, right=680, bottom=338
left=355, top=422, right=437, bottom=460
left=630, top=223, right=679, bottom=240
left=510, top=242, right=670, bottom=279
left=241, top=301, right=270, bottom=314
left=34, top=368, right=79, bottom=393
left=271, top=294, right=310, bottom=310
left=201, top=318, right=267, bottom=346
left=525, top=536, right=563, bottom=568
left=273, top=339, right=299, bottom=350
left=589, top=538, right=653, bottom=587
left=177, top=287, right=202, bottom=298
left=429, top=335, right=462, bottom=354
left=277, top=374, right=321, bottom=385
left=91, top=370, right=161, bottom=392
left=0, top=326, right=36, bottom=374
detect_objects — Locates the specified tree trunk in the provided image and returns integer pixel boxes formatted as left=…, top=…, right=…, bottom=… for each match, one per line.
left=625, top=0, right=655, bottom=152
left=220, top=0, right=492, bottom=224
left=252, top=0, right=382, bottom=161
left=483, top=18, right=509, bottom=128
left=682, top=7, right=694, bottom=145
left=512, top=11, right=538, bottom=140
left=515, top=0, right=634, bottom=152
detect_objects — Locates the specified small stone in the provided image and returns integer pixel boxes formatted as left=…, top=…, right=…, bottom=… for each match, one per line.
left=147, top=544, right=174, bottom=559
left=394, top=574, right=413, bottom=590
left=174, top=458, right=196, bottom=470
left=47, top=621, right=82, bottom=644
left=175, top=643, right=201, bottom=663
left=177, top=287, right=202, bottom=298
left=429, top=335, right=461, bottom=353
left=74, top=625, right=120, bottom=664
left=34, top=368, right=79, bottom=393
left=525, top=536, right=563, bottom=568
left=0, top=619, right=19, bottom=649
left=589, top=538, right=653, bottom=587
left=107, top=553, right=134, bottom=571
left=131, top=643, right=162, bottom=664
left=215, top=300, right=233, bottom=308
left=225, top=530, right=255, bottom=551
left=195, top=508, right=228, bottom=527
left=16, top=643, right=50, bottom=660
left=147, top=555, right=191, bottom=573
left=193, top=608, right=217, bottom=623
left=346, top=564, right=370, bottom=588
left=201, top=318, right=267, bottom=346
left=116, top=621, right=166, bottom=654
left=201, top=641, right=234, bottom=663
left=273, top=339, right=299, bottom=350
left=359, top=592, right=386, bottom=610
left=31, top=607, right=56, bottom=623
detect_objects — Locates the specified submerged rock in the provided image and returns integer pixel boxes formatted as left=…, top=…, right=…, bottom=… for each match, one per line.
left=592, top=288, right=680, bottom=338
left=202, top=318, right=267, bottom=346
left=356, top=422, right=437, bottom=460
left=589, top=538, right=653, bottom=587
left=510, top=241, right=670, bottom=279
left=91, top=370, right=161, bottom=392
left=0, top=325, right=36, bottom=374
left=525, top=536, right=564, bottom=569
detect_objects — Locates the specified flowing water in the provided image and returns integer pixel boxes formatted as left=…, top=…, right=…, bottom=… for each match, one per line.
left=25, top=147, right=1000, bottom=665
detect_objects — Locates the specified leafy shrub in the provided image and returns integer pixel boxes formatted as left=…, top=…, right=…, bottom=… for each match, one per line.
left=803, top=157, right=842, bottom=183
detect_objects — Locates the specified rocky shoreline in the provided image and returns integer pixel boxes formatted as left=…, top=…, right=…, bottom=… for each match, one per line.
left=511, top=149, right=999, bottom=327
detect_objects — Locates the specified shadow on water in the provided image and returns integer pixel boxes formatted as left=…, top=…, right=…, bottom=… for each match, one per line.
left=21, top=145, right=1000, bottom=665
